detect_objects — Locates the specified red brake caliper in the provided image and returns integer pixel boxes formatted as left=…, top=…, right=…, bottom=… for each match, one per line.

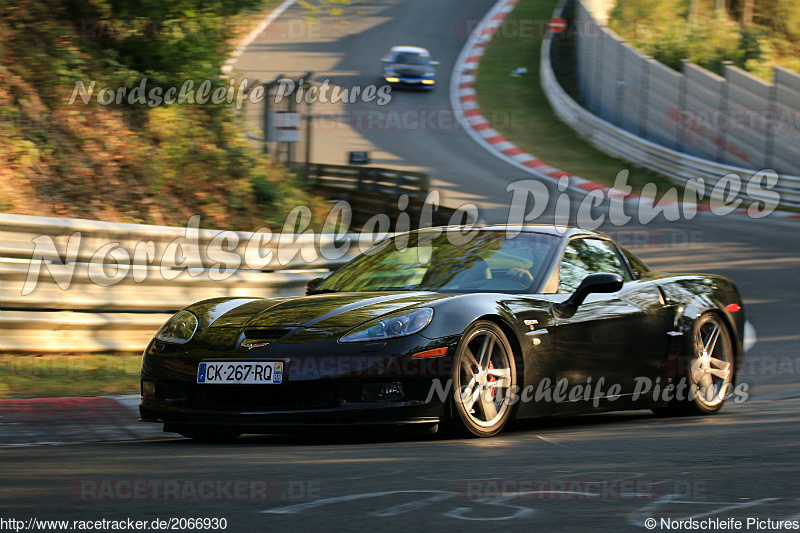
left=487, top=360, right=496, bottom=400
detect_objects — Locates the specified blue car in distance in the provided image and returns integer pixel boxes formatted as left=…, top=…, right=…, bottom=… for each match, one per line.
left=381, top=46, right=439, bottom=89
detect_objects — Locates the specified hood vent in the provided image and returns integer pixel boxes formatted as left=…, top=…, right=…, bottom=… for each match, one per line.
left=243, top=328, right=292, bottom=339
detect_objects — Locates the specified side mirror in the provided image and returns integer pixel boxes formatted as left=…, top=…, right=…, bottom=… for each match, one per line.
left=306, top=277, right=325, bottom=294
left=552, top=273, right=623, bottom=318
left=381, top=57, right=390, bottom=63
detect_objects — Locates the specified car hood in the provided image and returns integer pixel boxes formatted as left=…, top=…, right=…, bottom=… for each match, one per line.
left=200, top=291, right=448, bottom=335
left=389, top=63, right=432, bottom=77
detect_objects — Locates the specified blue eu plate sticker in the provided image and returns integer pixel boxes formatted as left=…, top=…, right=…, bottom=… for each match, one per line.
left=273, top=362, right=283, bottom=384
left=197, top=362, right=207, bottom=383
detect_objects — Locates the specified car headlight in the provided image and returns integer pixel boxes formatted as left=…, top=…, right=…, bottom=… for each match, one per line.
left=155, top=310, right=198, bottom=344
left=340, top=308, right=433, bottom=343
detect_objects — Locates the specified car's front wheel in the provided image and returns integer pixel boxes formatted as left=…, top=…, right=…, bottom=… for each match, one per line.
left=448, top=321, right=517, bottom=437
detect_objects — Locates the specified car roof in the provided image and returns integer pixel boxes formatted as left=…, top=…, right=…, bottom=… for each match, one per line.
left=390, top=46, right=430, bottom=55
left=481, top=224, right=605, bottom=239
left=415, top=224, right=608, bottom=240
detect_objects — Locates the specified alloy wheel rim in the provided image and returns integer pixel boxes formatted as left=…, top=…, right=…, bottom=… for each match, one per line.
left=691, top=316, right=733, bottom=408
left=455, top=329, right=514, bottom=428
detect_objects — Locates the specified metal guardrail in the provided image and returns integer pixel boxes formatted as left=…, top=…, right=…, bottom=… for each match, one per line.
left=0, top=164, right=460, bottom=352
left=540, top=1, right=800, bottom=209
left=0, top=212, right=350, bottom=270
left=305, top=163, right=430, bottom=198
left=303, top=163, right=458, bottom=228
left=0, top=213, right=358, bottom=352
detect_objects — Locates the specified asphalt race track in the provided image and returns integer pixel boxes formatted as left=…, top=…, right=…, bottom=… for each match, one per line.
left=1, top=398, right=798, bottom=531
left=235, top=0, right=564, bottom=215
left=1, top=1, right=798, bottom=531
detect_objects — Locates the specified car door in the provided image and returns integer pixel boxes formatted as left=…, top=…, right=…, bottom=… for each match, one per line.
left=551, top=238, right=670, bottom=412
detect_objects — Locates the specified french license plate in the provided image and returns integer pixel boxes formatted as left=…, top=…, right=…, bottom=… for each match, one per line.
left=197, top=361, right=284, bottom=384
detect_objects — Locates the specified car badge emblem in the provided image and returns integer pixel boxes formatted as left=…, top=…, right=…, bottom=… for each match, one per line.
left=241, top=340, right=271, bottom=350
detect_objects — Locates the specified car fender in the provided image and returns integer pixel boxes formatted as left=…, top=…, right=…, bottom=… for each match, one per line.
left=179, top=297, right=270, bottom=333
left=663, top=276, right=745, bottom=381
left=420, top=293, right=557, bottom=417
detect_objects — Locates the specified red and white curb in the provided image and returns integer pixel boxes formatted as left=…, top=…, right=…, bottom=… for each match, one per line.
left=0, top=395, right=166, bottom=446
left=449, top=0, right=800, bottom=219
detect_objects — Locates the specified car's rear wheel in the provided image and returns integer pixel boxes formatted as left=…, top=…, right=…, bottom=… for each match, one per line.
left=654, top=313, right=734, bottom=416
left=448, top=321, right=517, bottom=437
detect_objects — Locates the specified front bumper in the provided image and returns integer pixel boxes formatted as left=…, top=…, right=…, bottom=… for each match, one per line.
left=140, top=333, right=458, bottom=432
left=140, top=399, right=442, bottom=430
left=139, top=377, right=445, bottom=431
left=384, top=76, right=436, bottom=88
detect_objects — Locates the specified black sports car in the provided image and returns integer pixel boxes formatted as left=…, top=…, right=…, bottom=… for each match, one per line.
left=140, top=225, right=745, bottom=439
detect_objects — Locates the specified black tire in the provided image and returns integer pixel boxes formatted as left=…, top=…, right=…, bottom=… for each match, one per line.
left=653, top=313, right=735, bottom=417
left=446, top=321, right=518, bottom=437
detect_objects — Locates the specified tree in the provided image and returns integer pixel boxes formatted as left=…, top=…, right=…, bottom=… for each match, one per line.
left=742, top=0, right=754, bottom=26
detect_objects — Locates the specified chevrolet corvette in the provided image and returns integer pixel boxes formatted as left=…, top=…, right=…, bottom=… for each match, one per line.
left=140, top=225, right=744, bottom=439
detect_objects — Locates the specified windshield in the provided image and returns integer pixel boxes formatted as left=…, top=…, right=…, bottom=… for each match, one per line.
left=393, top=52, right=429, bottom=65
left=315, top=230, right=560, bottom=294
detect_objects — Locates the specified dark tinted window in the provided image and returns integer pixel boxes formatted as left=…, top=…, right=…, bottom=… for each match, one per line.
left=558, top=238, right=630, bottom=293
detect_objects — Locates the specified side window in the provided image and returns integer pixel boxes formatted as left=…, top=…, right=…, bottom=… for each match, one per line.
left=619, top=246, right=650, bottom=280
left=558, top=238, right=630, bottom=293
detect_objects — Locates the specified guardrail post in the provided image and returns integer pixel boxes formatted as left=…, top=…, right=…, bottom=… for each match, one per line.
left=638, top=58, right=650, bottom=138
left=262, top=81, right=271, bottom=155
left=765, top=81, right=777, bottom=169
left=394, top=172, right=403, bottom=196
left=418, top=172, right=430, bottom=194
left=370, top=169, right=380, bottom=193
left=614, top=40, right=626, bottom=127
left=591, top=28, right=604, bottom=113
left=717, top=62, right=731, bottom=164
left=357, top=167, right=366, bottom=190
left=676, top=60, right=689, bottom=152
left=304, top=106, right=313, bottom=181
left=315, top=163, right=322, bottom=185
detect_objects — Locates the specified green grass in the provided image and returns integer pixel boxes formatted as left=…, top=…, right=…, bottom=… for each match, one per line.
left=0, top=353, right=143, bottom=399
left=474, top=0, right=679, bottom=196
